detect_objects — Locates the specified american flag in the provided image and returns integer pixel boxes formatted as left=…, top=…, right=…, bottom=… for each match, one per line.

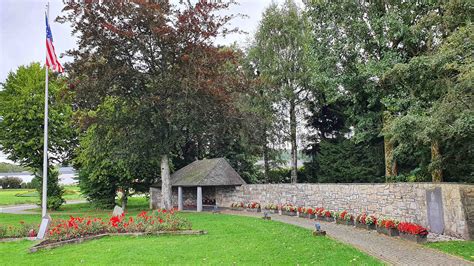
left=45, top=13, right=63, bottom=73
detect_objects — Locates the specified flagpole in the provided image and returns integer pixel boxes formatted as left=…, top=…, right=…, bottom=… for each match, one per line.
left=42, top=2, right=50, bottom=219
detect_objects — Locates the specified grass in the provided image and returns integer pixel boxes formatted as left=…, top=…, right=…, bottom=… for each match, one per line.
left=0, top=186, right=83, bottom=206
left=426, top=241, right=474, bottom=262
left=0, top=198, right=382, bottom=265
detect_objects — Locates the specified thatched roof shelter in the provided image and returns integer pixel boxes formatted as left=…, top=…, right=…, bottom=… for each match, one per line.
left=152, top=158, right=246, bottom=187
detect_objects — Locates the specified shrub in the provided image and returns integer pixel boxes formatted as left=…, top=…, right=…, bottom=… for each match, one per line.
left=0, top=177, right=23, bottom=189
left=33, top=168, right=65, bottom=210
left=20, top=181, right=35, bottom=189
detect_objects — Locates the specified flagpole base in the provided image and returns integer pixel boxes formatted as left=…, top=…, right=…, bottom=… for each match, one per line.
left=36, top=215, right=51, bottom=240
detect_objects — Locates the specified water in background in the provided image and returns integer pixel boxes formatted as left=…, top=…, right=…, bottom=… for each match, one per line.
left=0, top=167, right=77, bottom=185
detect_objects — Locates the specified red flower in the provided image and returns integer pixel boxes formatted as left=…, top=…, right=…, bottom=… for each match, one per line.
left=340, top=211, right=347, bottom=220
left=109, top=216, right=122, bottom=227
left=398, top=222, right=428, bottom=236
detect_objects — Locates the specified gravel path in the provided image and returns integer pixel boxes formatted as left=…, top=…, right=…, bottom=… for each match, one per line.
left=0, top=200, right=86, bottom=214
left=223, top=210, right=472, bottom=266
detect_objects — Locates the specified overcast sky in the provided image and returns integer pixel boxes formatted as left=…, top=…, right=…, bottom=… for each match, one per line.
left=0, top=0, right=302, bottom=84
left=0, top=0, right=305, bottom=163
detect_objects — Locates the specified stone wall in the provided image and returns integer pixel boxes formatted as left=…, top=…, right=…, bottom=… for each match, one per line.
left=150, top=183, right=473, bottom=239
left=220, top=183, right=473, bottom=240
left=461, top=186, right=474, bottom=239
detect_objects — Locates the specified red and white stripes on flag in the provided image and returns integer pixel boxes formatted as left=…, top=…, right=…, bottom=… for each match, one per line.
left=45, top=13, right=63, bottom=73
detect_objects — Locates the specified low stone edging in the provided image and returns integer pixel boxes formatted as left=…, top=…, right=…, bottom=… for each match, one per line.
left=28, top=230, right=207, bottom=253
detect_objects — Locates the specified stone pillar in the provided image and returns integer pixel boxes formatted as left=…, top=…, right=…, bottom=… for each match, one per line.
left=197, top=186, right=203, bottom=212
left=178, top=186, right=183, bottom=211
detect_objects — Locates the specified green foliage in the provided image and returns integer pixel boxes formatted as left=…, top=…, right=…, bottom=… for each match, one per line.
left=0, top=163, right=28, bottom=173
left=74, top=103, right=159, bottom=208
left=33, top=168, right=65, bottom=210
left=383, top=25, right=474, bottom=182
left=303, top=1, right=472, bottom=182
left=0, top=63, right=74, bottom=208
left=0, top=63, right=75, bottom=169
left=304, top=139, right=385, bottom=183
left=0, top=177, right=23, bottom=189
left=248, top=0, right=313, bottom=182
left=265, top=167, right=306, bottom=184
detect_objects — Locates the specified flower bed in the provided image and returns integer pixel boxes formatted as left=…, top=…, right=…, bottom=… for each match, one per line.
left=245, top=202, right=261, bottom=212
left=397, top=222, right=428, bottom=243
left=230, top=202, right=245, bottom=211
left=376, top=218, right=399, bottom=236
left=263, top=203, right=279, bottom=213
left=335, top=211, right=354, bottom=226
left=316, top=209, right=334, bottom=222
left=298, top=207, right=315, bottom=219
left=0, top=221, right=38, bottom=239
left=355, top=213, right=377, bottom=230
left=281, top=204, right=297, bottom=216
left=44, top=209, right=190, bottom=244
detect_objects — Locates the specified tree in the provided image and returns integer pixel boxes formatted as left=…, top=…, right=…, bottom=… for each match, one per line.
left=60, top=1, right=245, bottom=208
left=0, top=63, right=75, bottom=209
left=382, top=25, right=473, bottom=182
left=249, top=0, right=312, bottom=183
left=305, top=0, right=471, bottom=182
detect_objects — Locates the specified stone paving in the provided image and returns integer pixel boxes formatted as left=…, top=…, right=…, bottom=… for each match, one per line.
left=223, top=210, right=473, bottom=266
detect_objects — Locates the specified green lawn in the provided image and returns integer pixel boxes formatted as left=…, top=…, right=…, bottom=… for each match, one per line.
left=426, top=241, right=474, bottom=262
left=0, top=186, right=83, bottom=206
left=0, top=198, right=382, bottom=265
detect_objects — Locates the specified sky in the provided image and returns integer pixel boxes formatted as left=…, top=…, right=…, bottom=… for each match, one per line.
left=0, top=0, right=304, bottom=163
left=0, top=0, right=302, bottom=84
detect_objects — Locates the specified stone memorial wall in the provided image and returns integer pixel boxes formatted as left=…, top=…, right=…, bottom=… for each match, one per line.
left=221, top=183, right=474, bottom=240
left=150, top=183, right=474, bottom=239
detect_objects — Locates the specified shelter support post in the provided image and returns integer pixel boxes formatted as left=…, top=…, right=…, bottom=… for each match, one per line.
left=197, top=186, right=202, bottom=212
left=178, top=186, right=183, bottom=211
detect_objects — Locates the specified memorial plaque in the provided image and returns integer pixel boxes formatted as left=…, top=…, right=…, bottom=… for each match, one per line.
left=426, top=187, right=445, bottom=234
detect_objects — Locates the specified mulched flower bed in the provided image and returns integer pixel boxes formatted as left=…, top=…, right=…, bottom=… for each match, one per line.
left=2, top=209, right=200, bottom=252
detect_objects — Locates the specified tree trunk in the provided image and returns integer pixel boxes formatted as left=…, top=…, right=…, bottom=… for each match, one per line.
left=121, top=189, right=128, bottom=210
left=383, top=111, right=397, bottom=180
left=290, top=99, right=297, bottom=183
left=263, top=131, right=270, bottom=182
left=431, top=140, right=443, bottom=182
left=160, top=154, right=172, bottom=209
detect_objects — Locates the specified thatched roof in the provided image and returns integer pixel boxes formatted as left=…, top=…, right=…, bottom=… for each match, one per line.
left=152, top=158, right=246, bottom=187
